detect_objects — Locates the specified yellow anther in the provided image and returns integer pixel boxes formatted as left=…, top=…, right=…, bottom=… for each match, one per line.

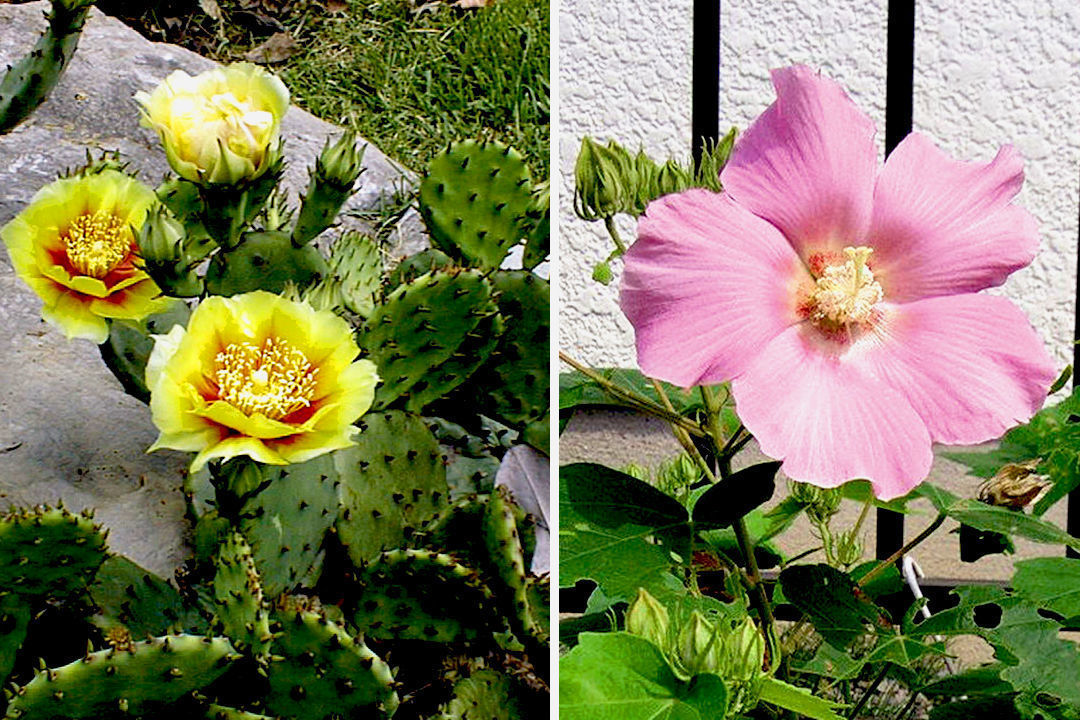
left=64, top=211, right=130, bottom=278
left=214, top=338, right=318, bottom=419
left=808, top=246, right=883, bottom=328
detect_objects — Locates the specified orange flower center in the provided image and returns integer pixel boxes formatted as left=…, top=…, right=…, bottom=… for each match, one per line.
left=64, top=211, right=131, bottom=279
left=805, top=246, right=883, bottom=330
left=214, top=338, right=319, bottom=420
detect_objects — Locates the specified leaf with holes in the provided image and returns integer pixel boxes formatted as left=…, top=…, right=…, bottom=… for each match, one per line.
left=778, top=564, right=889, bottom=649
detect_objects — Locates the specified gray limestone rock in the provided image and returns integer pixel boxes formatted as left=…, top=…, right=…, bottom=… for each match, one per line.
left=0, top=2, right=412, bottom=577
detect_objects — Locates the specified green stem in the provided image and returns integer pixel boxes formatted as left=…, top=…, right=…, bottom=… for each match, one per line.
left=603, top=215, right=627, bottom=255
left=858, top=513, right=946, bottom=588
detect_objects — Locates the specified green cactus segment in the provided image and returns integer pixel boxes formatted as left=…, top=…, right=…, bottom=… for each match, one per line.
left=419, top=140, right=533, bottom=270
left=99, top=302, right=190, bottom=404
left=361, top=269, right=493, bottom=409
left=427, top=419, right=501, bottom=497
left=266, top=609, right=398, bottom=720
left=201, top=704, right=278, bottom=720
left=239, top=455, right=339, bottom=599
left=385, top=248, right=455, bottom=289
left=198, top=161, right=283, bottom=249
left=0, top=595, right=31, bottom=687
left=521, top=181, right=550, bottom=272
left=333, top=411, right=448, bottom=564
left=194, top=511, right=230, bottom=563
left=438, top=669, right=523, bottom=720
left=204, top=231, right=328, bottom=297
left=5, top=635, right=237, bottom=720
left=328, top=232, right=382, bottom=317
left=90, top=556, right=207, bottom=638
left=0, top=0, right=94, bottom=135
left=0, top=506, right=107, bottom=600
left=353, top=549, right=507, bottom=643
left=403, top=292, right=503, bottom=414
left=525, top=575, right=551, bottom=645
left=468, top=272, right=550, bottom=446
left=213, top=532, right=272, bottom=657
left=292, top=134, right=366, bottom=246
left=483, top=489, right=544, bottom=645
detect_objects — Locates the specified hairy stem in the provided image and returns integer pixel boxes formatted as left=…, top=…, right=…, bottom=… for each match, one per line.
left=858, top=513, right=946, bottom=588
left=603, top=215, right=627, bottom=255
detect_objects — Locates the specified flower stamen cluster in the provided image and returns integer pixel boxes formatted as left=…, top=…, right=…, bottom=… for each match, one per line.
left=805, top=246, right=883, bottom=330
left=64, top=210, right=130, bottom=278
left=215, top=338, right=319, bottom=420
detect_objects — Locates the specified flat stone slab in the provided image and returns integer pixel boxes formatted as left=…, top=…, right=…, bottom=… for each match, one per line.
left=0, top=2, right=411, bottom=577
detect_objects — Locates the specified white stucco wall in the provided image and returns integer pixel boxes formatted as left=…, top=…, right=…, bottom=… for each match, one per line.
left=559, top=0, right=1080, bottom=373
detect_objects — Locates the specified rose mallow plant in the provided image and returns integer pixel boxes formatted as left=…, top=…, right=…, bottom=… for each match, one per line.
left=620, top=65, right=1055, bottom=499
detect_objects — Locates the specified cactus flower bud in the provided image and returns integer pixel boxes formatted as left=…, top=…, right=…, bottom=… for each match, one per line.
left=625, top=588, right=670, bottom=650
left=135, top=63, right=289, bottom=186
left=136, top=206, right=203, bottom=298
left=317, top=131, right=366, bottom=190
left=291, top=133, right=367, bottom=245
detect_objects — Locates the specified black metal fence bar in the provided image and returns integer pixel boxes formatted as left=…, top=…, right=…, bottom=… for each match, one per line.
left=692, top=0, right=720, bottom=167
left=876, top=0, right=915, bottom=561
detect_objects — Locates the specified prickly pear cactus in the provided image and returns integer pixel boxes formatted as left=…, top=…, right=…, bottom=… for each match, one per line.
left=90, top=556, right=207, bottom=638
left=98, top=303, right=190, bottom=404
left=5, top=635, right=237, bottom=719
left=266, top=608, right=399, bottom=720
left=0, top=0, right=95, bottom=134
left=238, top=455, right=339, bottom=599
left=385, top=248, right=455, bottom=289
left=353, top=549, right=510, bottom=643
left=361, top=268, right=496, bottom=409
left=419, top=140, right=533, bottom=270
left=204, top=231, right=328, bottom=297
left=438, top=669, right=523, bottom=720
left=213, top=532, right=272, bottom=657
left=0, top=505, right=107, bottom=600
left=0, top=596, right=30, bottom=687
left=334, top=411, right=448, bottom=564
left=328, top=231, right=382, bottom=317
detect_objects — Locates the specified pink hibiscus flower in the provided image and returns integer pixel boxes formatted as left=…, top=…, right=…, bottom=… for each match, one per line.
left=621, top=65, right=1056, bottom=499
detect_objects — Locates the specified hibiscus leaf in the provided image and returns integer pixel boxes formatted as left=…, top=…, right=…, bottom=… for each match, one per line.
left=560, top=465, right=685, bottom=606
left=560, top=633, right=729, bottom=720
left=758, top=677, right=845, bottom=720
left=692, top=461, right=780, bottom=529
left=1012, top=557, right=1080, bottom=620
left=915, top=483, right=1080, bottom=551
left=790, top=641, right=866, bottom=680
left=919, top=663, right=1012, bottom=697
left=562, top=463, right=689, bottom=529
left=778, top=564, right=890, bottom=649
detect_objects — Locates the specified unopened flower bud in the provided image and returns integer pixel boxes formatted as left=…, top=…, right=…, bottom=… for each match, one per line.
left=834, top=529, right=863, bottom=567
left=722, top=617, right=766, bottom=685
left=574, top=137, right=633, bottom=221
left=137, top=205, right=186, bottom=265
left=620, top=463, right=650, bottom=481
left=676, top=611, right=722, bottom=676
left=317, top=131, right=366, bottom=190
left=655, top=158, right=691, bottom=198
left=625, top=588, right=670, bottom=650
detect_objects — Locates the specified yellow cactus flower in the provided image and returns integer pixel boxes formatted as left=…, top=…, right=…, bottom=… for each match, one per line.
left=1, top=170, right=172, bottom=344
left=146, top=291, right=379, bottom=471
left=135, top=63, right=290, bottom=185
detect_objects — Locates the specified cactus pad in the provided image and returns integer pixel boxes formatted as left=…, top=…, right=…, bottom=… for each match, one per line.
left=204, top=231, right=328, bottom=297
left=213, top=532, right=272, bottom=657
left=90, top=556, right=207, bottom=638
left=438, top=669, right=523, bottom=720
left=419, top=140, right=533, bottom=269
left=466, top=272, right=550, bottom=450
left=334, top=410, right=448, bottom=564
left=201, top=704, right=279, bottom=720
left=0, top=594, right=30, bottom=687
left=265, top=609, right=398, bottom=720
left=361, top=269, right=494, bottom=409
left=239, top=455, right=339, bottom=599
left=385, top=248, right=455, bottom=289
left=4, top=635, right=237, bottom=719
left=328, top=232, right=382, bottom=317
left=0, top=506, right=107, bottom=600
left=353, top=549, right=509, bottom=643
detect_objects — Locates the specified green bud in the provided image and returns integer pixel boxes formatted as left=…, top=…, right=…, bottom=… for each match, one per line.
left=630, top=149, right=661, bottom=214
left=656, top=453, right=700, bottom=493
left=592, top=260, right=614, bottom=285
left=625, top=588, right=670, bottom=650
left=676, top=611, right=722, bottom=677
left=722, top=617, right=766, bottom=685
left=834, top=529, right=863, bottom=567
left=317, top=131, right=366, bottom=190
left=574, top=137, right=633, bottom=221
left=620, top=463, right=650, bottom=482
left=655, top=159, right=691, bottom=197
left=136, top=205, right=203, bottom=298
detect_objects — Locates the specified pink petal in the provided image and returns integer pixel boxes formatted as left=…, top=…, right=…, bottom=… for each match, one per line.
left=868, top=133, right=1037, bottom=302
left=621, top=189, right=808, bottom=387
left=858, top=294, right=1055, bottom=445
left=732, top=325, right=933, bottom=500
left=720, top=66, right=878, bottom=257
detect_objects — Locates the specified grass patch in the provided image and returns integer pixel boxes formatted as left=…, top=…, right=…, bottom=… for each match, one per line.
left=98, top=0, right=549, bottom=178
